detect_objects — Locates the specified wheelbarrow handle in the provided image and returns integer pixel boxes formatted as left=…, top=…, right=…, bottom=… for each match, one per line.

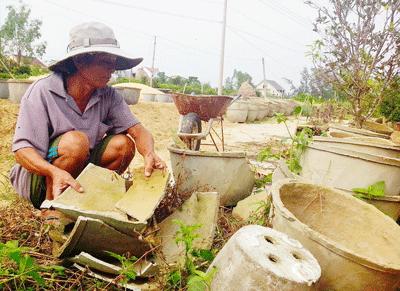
left=230, top=94, right=242, bottom=105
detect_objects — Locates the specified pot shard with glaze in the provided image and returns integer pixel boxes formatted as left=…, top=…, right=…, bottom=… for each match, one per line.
left=168, top=144, right=255, bottom=206
left=270, top=179, right=400, bottom=291
left=207, top=225, right=321, bottom=291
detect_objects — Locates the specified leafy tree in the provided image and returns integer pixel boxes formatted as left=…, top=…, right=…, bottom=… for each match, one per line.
left=187, top=76, right=201, bottom=85
left=1, top=0, right=47, bottom=66
left=169, top=75, right=186, bottom=86
left=154, top=71, right=167, bottom=84
left=306, top=0, right=400, bottom=127
left=284, top=67, right=335, bottom=100
left=225, top=69, right=253, bottom=90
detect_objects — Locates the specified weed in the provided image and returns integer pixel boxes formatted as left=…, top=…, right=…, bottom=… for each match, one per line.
left=164, top=219, right=217, bottom=291
left=254, top=173, right=272, bottom=189
left=352, top=181, right=385, bottom=200
left=258, top=113, right=313, bottom=174
left=0, top=240, right=65, bottom=289
left=246, top=200, right=271, bottom=226
left=104, top=251, right=138, bottom=285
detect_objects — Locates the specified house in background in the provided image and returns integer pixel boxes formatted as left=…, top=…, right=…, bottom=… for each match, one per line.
left=136, top=67, right=159, bottom=82
left=9, top=55, right=46, bottom=68
left=255, top=80, right=285, bottom=98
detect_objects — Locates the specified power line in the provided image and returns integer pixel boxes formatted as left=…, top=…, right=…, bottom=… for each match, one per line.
left=259, top=0, right=313, bottom=30
left=92, top=0, right=221, bottom=24
left=227, top=25, right=303, bottom=54
left=40, top=0, right=267, bottom=62
left=227, top=26, right=299, bottom=75
left=266, top=0, right=312, bottom=25
left=227, top=6, right=304, bottom=46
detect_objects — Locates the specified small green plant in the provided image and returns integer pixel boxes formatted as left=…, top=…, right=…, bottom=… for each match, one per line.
left=166, top=219, right=217, bottom=291
left=246, top=200, right=271, bottom=226
left=274, top=113, right=314, bottom=174
left=352, top=181, right=385, bottom=200
left=254, top=173, right=272, bottom=189
left=0, top=240, right=65, bottom=289
left=104, top=251, right=138, bottom=284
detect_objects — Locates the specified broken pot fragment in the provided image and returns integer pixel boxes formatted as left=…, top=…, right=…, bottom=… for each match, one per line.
left=53, top=216, right=151, bottom=260
left=116, top=168, right=170, bottom=223
left=156, top=191, right=219, bottom=265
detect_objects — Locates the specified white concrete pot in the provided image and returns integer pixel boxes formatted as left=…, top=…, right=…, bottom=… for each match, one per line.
left=156, top=94, right=172, bottom=102
left=300, top=142, right=400, bottom=197
left=168, top=144, right=255, bottom=206
left=226, top=100, right=249, bottom=123
left=208, top=225, right=321, bottom=290
left=142, top=93, right=156, bottom=102
left=270, top=178, right=400, bottom=291
left=0, top=80, right=9, bottom=99
left=264, top=100, right=277, bottom=117
left=115, top=87, right=141, bottom=105
left=7, top=79, right=34, bottom=104
left=312, top=136, right=400, bottom=159
left=330, top=124, right=390, bottom=140
left=273, top=158, right=400, bottom=221
left=253, top=101, right=268, bottom=120
left=246, top=102, right=259, bottom=122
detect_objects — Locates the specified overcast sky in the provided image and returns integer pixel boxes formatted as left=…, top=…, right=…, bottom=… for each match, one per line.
left=0, top=0, right=320, bottom=91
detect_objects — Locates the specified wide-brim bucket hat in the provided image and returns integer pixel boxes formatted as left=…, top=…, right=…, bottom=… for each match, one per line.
left=49, top=22, right=143, bottom=72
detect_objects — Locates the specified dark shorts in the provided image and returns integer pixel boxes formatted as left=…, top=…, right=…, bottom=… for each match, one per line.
left=30, top=134, right=114, bottom=209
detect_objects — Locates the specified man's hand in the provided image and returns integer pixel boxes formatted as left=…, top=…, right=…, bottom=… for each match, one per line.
left=51, top=168, right=84, bottom=199
left=143, top=152, right=167, bottom=177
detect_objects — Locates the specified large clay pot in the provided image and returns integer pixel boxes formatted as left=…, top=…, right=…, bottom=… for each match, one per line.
left=225, top=100, right=249, bottom=123
left=168, top=144, right=255, bottom=206
left=273, top=158, right=400, bottom=221
left=270, top=178, right=400, bottom=291
left=7, top=79, right=35, bottom=104
left=114, top=86, right=141, bottom=105
left=156, top=94, right=172, bottom=102
left=246, top=102, right=259, bottom=122
left=264, top=99, right=277, bottom=117
left=0, top=80, right=9, bottom=99
left=142, top=93, right=156, bottom=102
left=300, top=142, right=400, bottom=197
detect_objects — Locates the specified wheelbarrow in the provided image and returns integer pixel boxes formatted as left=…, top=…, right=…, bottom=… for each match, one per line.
left=170, top=92, right=241, bottom=151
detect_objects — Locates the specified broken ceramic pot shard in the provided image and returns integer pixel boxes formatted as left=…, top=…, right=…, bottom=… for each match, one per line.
left=42, top=163, right=128, bottom=219
left=41, top=163, right=148, bottom=235
left=54, top=216, right=151, bottom=259
left=73, top=263, right=157, bottom=291
left=116, top=168, right=171, bottom=223
left=156, top=192, right=219, bottom=265
left=70, top=252, right=158, bottom=278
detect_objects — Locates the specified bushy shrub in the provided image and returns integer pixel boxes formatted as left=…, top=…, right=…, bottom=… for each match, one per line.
left=379, top=93, right=400, bottom=122
left=12, top=65, right=31, bottom=75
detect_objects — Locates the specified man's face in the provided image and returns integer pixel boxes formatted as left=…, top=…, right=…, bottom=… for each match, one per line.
left=74, top=53, right=117, bottom=88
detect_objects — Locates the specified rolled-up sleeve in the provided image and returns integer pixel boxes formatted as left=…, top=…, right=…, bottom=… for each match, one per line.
left=12, top=84, right=50, bottom=158
left=106, top=88, right=140, bottom=135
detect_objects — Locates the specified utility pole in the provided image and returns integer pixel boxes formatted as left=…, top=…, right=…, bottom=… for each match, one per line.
left=262, top=57, right=267, bottom=98
left=218, top=0, right=227, bottom=95
left=150, top=36, right=156, bottom=88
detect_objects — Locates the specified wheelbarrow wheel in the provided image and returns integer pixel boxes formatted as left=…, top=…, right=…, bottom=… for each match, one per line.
left=180, top=113, right=202, bottom=151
